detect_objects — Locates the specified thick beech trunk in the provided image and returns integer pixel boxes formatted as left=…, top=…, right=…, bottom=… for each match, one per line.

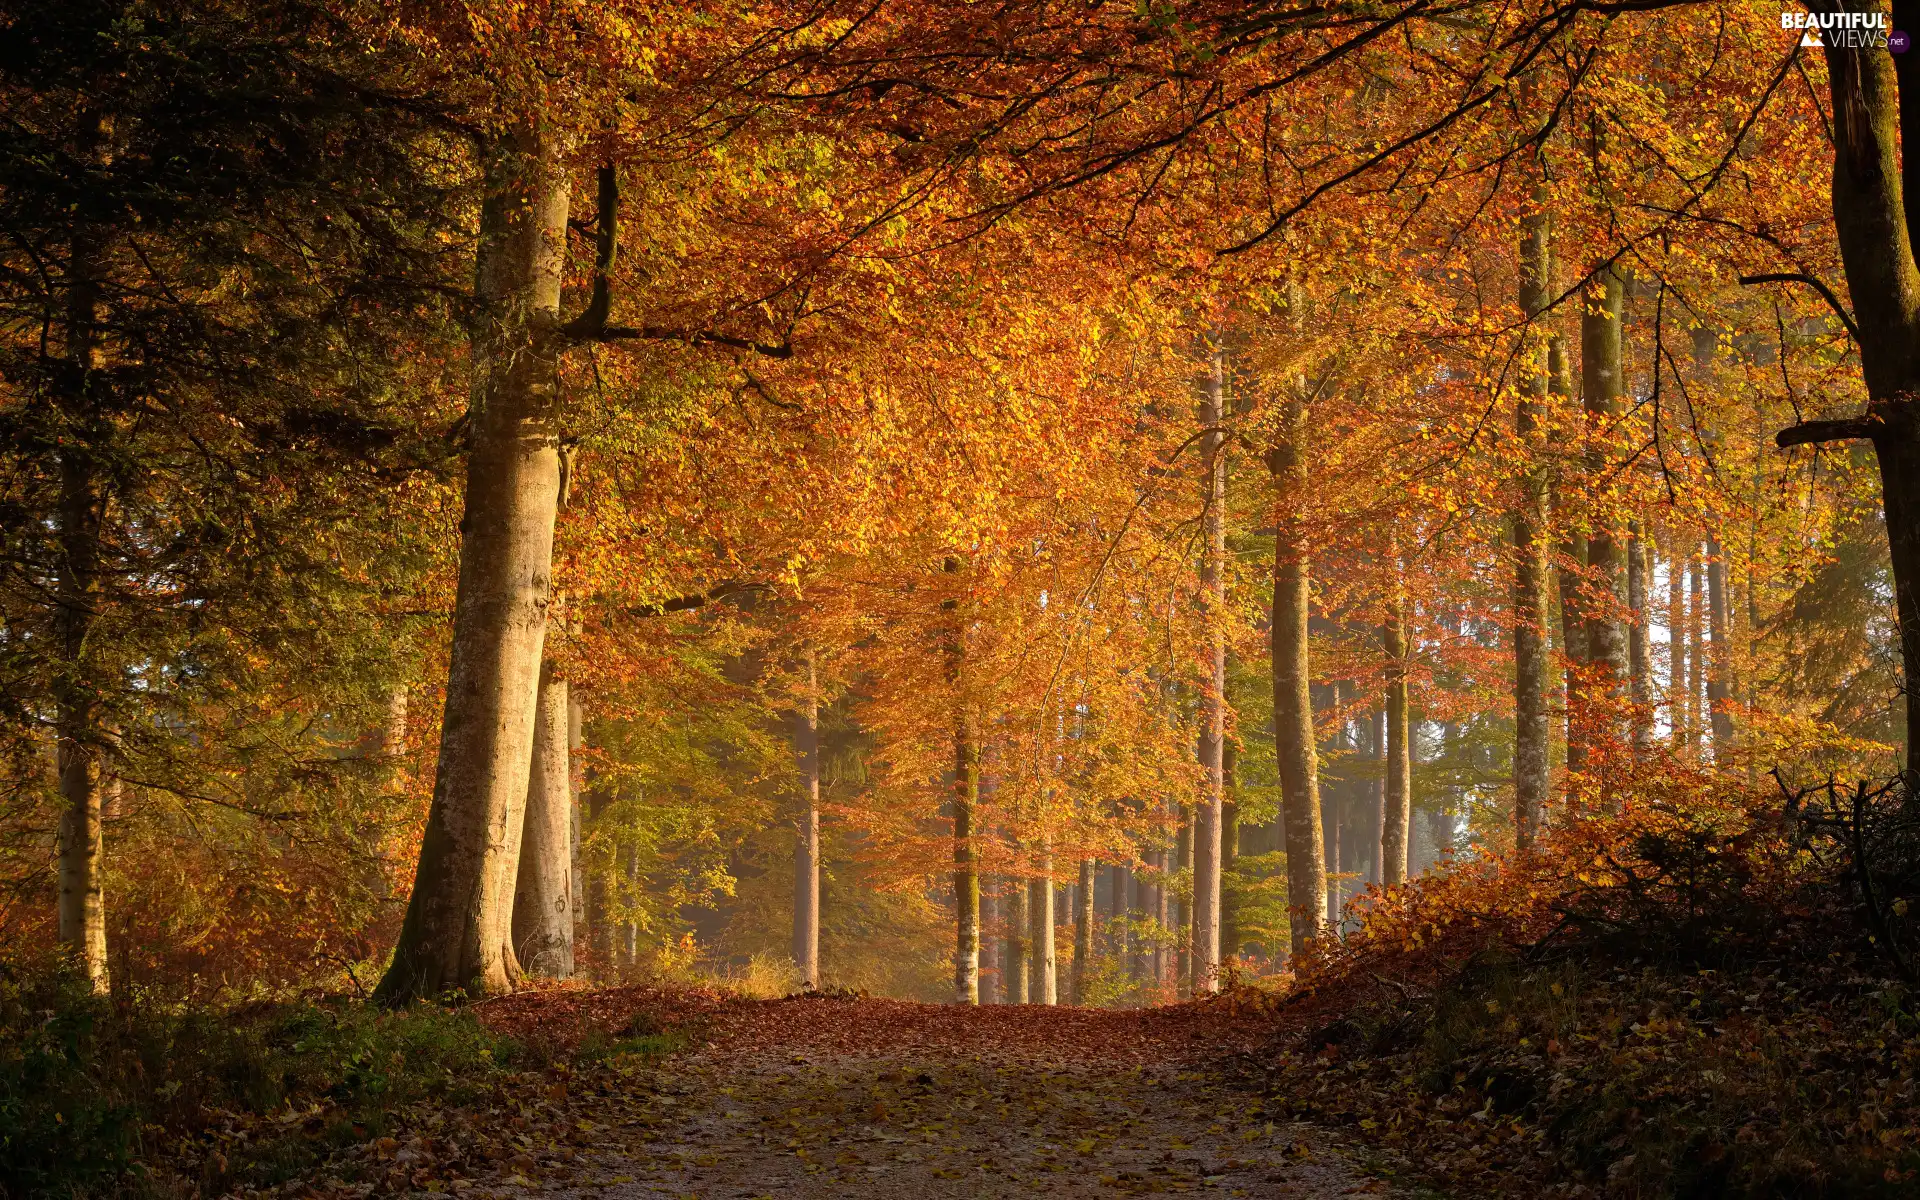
left=1513, top=209, right=1555, bottom=849
left=1382, top=596, right=1412, bottom=886
left=1192, top=347, right=1227, bottom=993
left=1072, top=858, right=1095, bottom=1004
left=793, top=658, right=821, bottom=989
left=1268, top=396, right=1328, bottom=952
left=376, top=126, right=568, bottom=1004
left=513, top=661, right=574, bottom=978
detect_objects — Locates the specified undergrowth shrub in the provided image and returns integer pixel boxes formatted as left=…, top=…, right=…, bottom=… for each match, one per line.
left=0, top=949, right=517, bottom=1200
left=1270, top=770, right=1920, bottom=1197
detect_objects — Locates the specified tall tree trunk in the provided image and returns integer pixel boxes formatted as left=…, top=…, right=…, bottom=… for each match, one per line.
left=54, top=113, right=113, bottom=993
left=1369, top=707, right=1386, bottom=885
left=376, top=125, right=569, bottom=1004
left=513, top=660, right=574, bottom=978
left=1029, top=858, right=1055, bottom=1005
left=1628, top=525, right=1655, bottom=751
left=1320, top=683, right=1344, bottom=918
left=568, top=691, right=584, bottom=943
left=1668, top=544, right=1687, bottom=749
left=1513, top=204, right=1554, bottom=853
left=1382, top=590, right=1412, bottom=886
left=1220, top=739, right=1241, bottom=965
left=1581, top=265, right=1629, bottom=760
left=1688, top=551, right=1704, bottom=753
left=1008, top=872, right=1029, bottom=1003
left=1706, top=537, right=1734, bottom=759
left=1072, top=858, right=1095, bottom=1004
left=1268, top=396, right=1328, bottom=953
left=942, top=555, right=979, bottom=1004
left=980, top=881, right=1000, bottom=1004
left=1174, top=810, right=1191, bottom=994
left=1109, top=861, right=1130, bottom=986
left=1193, top=346, right=1227, bottom=993
left=1152, top=847, right=1170, bottom=988
left=793, top=656, right=821, bottom=990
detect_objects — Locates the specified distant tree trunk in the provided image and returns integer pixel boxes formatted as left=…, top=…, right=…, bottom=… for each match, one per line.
left=568, top=692, right=584, bottom=942
left=1268, top=393, right=1328, bottom=952
left=1072, top=858, right=1095, bottom=1003
left=792, top=656, right=821, bottom=990
left=1192, top=345, right=1227, bottom=993
left=1320, top=683, right=1344, bottom=918
left=1668, top=544, right=1687, bottom=750
left=1628, top=525, right=1655, bottom=752
left=1008, top=872, right=1029, bottom=1003
left=1581, top=267, right=1629, bottom=767
left=1152, top=847, right=1170, bottom=988
left=1382, top=591, right=1412, bottom=886
left=1221, top=738, right=1241, bottom=967
left=1706, top=536, right=1734, bottom=758
left=1108, top=861, right=1130, bottom=984
left=54, top=113, right=113, bottom=994
left=980, top=882, right=1001, bottom=1004
left=1029, top=859, right=1055, bottom=1005
left=1688, top=551, right=1704, bottom=753
left=376, top=125, right=568, bottom=1004
left=1513, top=206, right=1554, bottom=851
left=942, top=556, right=979, bottom=1004
left=512, top=660, right=574, bottom=978
left=1174, top=809, right=1191, bottom=994
left=1368, top=707, right=1386, bottom=885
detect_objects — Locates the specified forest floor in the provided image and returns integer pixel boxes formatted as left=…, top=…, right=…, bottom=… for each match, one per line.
left=454, top=986, right=1397, bottom=1198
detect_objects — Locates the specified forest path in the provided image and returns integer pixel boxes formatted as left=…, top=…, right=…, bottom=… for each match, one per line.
left=482, top=990, right=1392, bottom=1199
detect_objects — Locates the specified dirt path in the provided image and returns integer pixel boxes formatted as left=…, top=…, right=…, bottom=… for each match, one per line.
left=477, top=993, right=1392, bottom=1199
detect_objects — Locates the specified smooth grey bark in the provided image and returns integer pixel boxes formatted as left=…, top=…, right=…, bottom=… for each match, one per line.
left=1193, top=346, right=1227, bottom=993
left=1628, top=526, right=1655, bottom=751
left=1668, top=546, right=1687, bottom=748
left=1706, top=537, right=1734, bottom=757
left=944, top=558, right=979, bottom=1005
left=376, top=125, right=568, bottom=1003
left=792, top=657, right=820, bottom=989
left=1513, top=207, right=1553, bottom=852
left=568, top=692, right=584, bottom=940
left=1029, top=857, right=1056, bottom=1005
left=1688, top=552, right=1705, bottom=750
left=1221, top=739, right=1241, bottom=963
left=1382, top=593, right=1412, bottom=886
left=1008, top=871, right=1029, bottom=1003
left=1072, top=858, right=1095, bottom=1004
left=1268, top=393, right=1328, bottom=953
left=1581, top=266, right=1629, bottom=758
left=513, top=660, right=574, bottom=978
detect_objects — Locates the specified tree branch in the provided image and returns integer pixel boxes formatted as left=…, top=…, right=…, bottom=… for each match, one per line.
left=587, top=324, right=793, bottom=359
left=625, top=580, right=770, bottom=618
left=560, top=164, right=618, bottom=339
left=1739, top=272, right=1864, bottom=345
left=1776, top=415, right=1881, bottom=447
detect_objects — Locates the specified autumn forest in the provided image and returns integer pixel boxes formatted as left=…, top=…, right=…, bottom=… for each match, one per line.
left=7, top=2, right=1920, bottom=1197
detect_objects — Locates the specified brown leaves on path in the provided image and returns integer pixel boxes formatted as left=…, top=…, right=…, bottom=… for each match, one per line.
left=449, top=984, right=1400, bottom=1199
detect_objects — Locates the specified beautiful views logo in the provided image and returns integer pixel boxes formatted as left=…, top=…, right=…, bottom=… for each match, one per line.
left=1782, top=9, right=1892, bottom=49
